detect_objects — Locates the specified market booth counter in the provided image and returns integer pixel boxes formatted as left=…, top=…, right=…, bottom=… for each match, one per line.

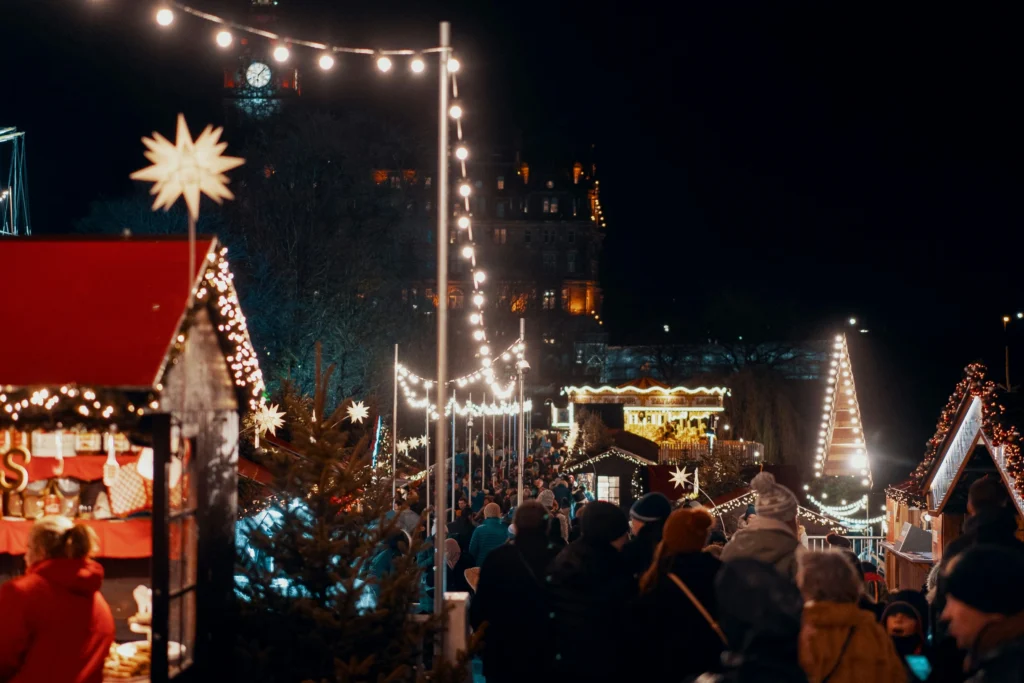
left=0, top=236, right=265, bottom=682
left=885, top=364, right=1024, bottom=591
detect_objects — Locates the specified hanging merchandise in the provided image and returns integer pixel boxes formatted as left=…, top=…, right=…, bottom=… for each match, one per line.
left=103, top=433, right=120, bottom=487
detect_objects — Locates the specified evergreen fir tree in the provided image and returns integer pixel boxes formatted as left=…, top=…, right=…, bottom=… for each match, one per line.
left=235, top=346, right=474, bottom=682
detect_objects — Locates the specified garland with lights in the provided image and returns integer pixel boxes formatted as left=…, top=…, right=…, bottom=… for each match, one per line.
left=885, top=363, right=1020, bottom=508
left=706, top=491, right=845, bottom=531
left=815, top=334, right=871, bottom=487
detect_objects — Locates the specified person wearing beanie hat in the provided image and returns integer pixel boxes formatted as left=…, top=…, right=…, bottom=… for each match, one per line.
left=630, top=507, right=724, bottom=681
left=537, top=489, right=569, bottom=545
left=622, top=492, right=673, bottom=579
left=941, top=544, right=1024, bottom=682
left=547, top=501, right=635, bottom=681
left=720, top=472, right=802, bottom=580
left=882, top=589, right=932, bottom=675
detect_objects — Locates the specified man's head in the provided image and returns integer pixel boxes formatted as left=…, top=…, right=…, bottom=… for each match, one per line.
left=457, top=498, right=467, bottom=510
left=967, top=475, right=1008, bottom=516
left=579, top=501, right=630, bottom=550
left=942, top=545, right=1024, bottom=649
left=534, top=478, right=544, bottom=489
left=629, top=492, right=672, bottom=535
left=750, top=472, right=798, bottom=530
left=483, top=502, right=501, bottom=519
left=511, top=500, right=547, bottom=538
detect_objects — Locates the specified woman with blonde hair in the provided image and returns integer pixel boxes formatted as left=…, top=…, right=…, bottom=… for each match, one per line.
left=797, top=550, right=904, bottom=683
left=0, top=516, right=114, bottom=683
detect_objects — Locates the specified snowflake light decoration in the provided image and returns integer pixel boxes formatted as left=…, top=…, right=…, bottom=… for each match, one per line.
left=130, top=114, right=244, bottom=221
left=669, top=466, right=692, bottom=490
left=253, top=403, right=285, bottom=447
left=346, top=400, right=369, bottom=425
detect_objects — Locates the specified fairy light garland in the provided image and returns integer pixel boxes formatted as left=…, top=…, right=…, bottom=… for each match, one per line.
left=707, top=491, right=847, bottom=531
left=816, top=334, right=871, bottom=487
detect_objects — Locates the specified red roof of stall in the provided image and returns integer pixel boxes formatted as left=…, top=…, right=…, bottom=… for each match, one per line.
left=0, top=237, right=215, bottom=389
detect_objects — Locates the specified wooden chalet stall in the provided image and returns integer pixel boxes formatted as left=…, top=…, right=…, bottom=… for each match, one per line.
left=0, top=236, right=265, bottom=682
left=564, top=447, right=657, bottom=511
left=885, top=364, right=1024, bottom=591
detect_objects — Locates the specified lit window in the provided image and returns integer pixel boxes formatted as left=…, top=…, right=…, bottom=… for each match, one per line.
left=425, top=177, right=432, bottom=188
left=546, top=180, right=554, bottom=189
left=597, top=475, right=620, bottom=506
left=449, top=288, right=464, bottom=309
left=497, top=176, right=505, bottom=190
left=449, top=231, right=456, bottom=244
left=543, top=198, right=550, bottom=213
left=493, top=228, right=506, bottom=244
left=542, top=290, right=556, bottom=310
left=550, top=197, right=558, bottom=213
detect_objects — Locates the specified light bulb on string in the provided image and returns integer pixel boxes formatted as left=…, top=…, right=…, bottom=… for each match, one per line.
left=448, top=57, right=460, bottom=73
left=273, top=45, right=290, bottom=62
left=459, top=183, right=472, bottom=197
left=474, top=271, right=486, bottom=283
left=455, top=146, right=469, bottom=160
left=216, top=30, right=233, bottom=48
left=156, top=8, right=174, bottom=26
left=410, top=56, right=426, bottom=73
left=377, top=55, right=392, bottom=72
left=473, top=293, right=484, bottom=306
left=457, top=216, right=470, bottom=229
left=473, top=330, right=485, bottom=341
left=319, top=53, right=336, bottom=70
left=461, top=246, right=474, bottom=259
left=449, top=104, right=463, bottom=119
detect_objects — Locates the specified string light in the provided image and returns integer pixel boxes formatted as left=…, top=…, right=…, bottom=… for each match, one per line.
left=155, top=8, right=174, bottom=27
left=273, top=45, right=290, bottom=63
left=215, top=30, right=233, bottom=48
left=318, top=53, right=335, bottom=71
left=455, top=146, right=469, bottom=161
left=457, top=216, right=470, bottom=229
left=447, top=57, right=460, bottom=73
left=449, top=104, right=463, bottom=119
left=376, top=55, right=392, bottom=72
left=410, top=56, right=426, bottom=73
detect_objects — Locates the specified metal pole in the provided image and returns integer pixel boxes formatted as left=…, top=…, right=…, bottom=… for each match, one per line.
left=517, top=318, right=526, bottom=506
left=433, top=20, right=451, bottom=626
left=468, top=393, right=473, bottom=508
left=393, top=344, right=399, bottom=508
left=425, top=384, right=431, bottom=519
left=451, top=389, right=456, bottom=521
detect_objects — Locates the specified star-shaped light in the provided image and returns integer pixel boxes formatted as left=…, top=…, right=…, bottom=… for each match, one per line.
left=669, top=466, right=692, bottom=490
left=254, top=403, right=285, bottom=447
left=346, top=400, right=369, bottom=424
left=130, top=114, right=244, bottom=220
left=397, top=439, right=409, bottom=453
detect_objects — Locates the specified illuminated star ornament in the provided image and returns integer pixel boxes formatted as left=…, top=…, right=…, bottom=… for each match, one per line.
left=669, top=466, right=693, bottom=490
left=346, top=401, right=369, bottom=424
left=254, top=403, right=285, bottom=448
left=130, top=114, right=244, bottom=221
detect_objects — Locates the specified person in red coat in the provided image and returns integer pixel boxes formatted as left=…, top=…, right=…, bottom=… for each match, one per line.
left=0, top=515, right=115, bottom=683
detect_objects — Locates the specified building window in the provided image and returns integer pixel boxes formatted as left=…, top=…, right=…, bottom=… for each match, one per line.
left=567, top=251, right=577, bottom=273
left=568, top=230, right=575, bottom=244
left=449, top=288, right=464, bottom=309
left=546, top=180, right=554, bottom=189
left=542, top=198, right=550, bottom=213
left=391, top=175, right=401, bottom=189
left=543, top=251, right=556, bottom=269
left=550, top=197, right=559, bottom=213
left=497, top=176, right=505, bottom=190
left=496, top=201, right=505, bottom=218
left=424, top=201, right=432, bottom=214
left=542, top=290, right=556, bottom=310
left=524, top=229, right=532, bottom=244
left=425, top=176, right=432, bottom=188
left=493, top=228, right=507, bottom=244
left=449, top=231, right=456, bottom=244
left=543, top=229, right=554, bottom=245
left=597, top=475, right=620, bottom=506
left=426, top=229, right=433, bottom=244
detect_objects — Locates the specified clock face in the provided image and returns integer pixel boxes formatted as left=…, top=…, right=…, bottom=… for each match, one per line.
left=246, top=62, right=272, bottom=89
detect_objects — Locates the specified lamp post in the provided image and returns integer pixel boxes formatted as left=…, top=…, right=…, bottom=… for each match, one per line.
left=516, top=318, right=529, bottom=506
left=433, top=20, right=451, bottom=631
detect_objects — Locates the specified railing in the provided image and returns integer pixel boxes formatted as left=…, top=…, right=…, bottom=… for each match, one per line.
left=659, top=440, right=764, bottom=465
left=806, top=536, right=887, bottom=566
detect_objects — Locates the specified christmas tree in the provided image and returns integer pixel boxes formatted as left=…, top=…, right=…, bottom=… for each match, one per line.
left=235, top=346, right=472, bottom=682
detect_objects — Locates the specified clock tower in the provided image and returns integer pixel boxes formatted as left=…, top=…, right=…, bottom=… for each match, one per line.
left=223, top=0, right=300, bottom=119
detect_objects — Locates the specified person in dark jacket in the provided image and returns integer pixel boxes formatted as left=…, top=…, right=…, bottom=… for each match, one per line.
left=446, top=499, right=476, bottom=554
left=941, top=545, right=1024, bottom=683
left=547, top=501, right=635, bottom=682
left=444, top=538, right=475, bottom=593
left=694, top=558, right=808, bottom=683
left=621, top=491, right=673, bottom=580
left=470, top=502, right=560, bottom=683
left=883, top=589, right=932, bottom=680
left=631, top=506, right=724, bottom=681
left=932, top=477, right=1024, bottom=683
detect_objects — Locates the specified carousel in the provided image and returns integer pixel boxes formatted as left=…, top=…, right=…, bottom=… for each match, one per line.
left=0, top=235, right=263, bottom=682
left=884, top=363, right=1024, bottom=591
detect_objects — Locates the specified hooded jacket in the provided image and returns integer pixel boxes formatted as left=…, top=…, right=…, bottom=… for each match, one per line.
left=799, top=601, right=905, bottom=683
left=720, top=517, right=802, bottom=580
left=965, top=610, right=1024, bottom=683
left=0, top=558, right=115, bottom=683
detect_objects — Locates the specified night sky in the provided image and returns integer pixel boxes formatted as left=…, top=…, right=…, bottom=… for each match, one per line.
left=2, top=1, right=1021, bottom=484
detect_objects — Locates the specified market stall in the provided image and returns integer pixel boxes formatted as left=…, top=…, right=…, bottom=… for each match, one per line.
left=885, top=363, right=1024, bottom=591
left=0, top=236, right=264, bottom=682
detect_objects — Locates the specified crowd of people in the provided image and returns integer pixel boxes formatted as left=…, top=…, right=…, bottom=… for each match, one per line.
left=391, top=462, right=1024, bottom=683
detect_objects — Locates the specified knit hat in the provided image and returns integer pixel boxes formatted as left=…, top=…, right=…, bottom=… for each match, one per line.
left=749, top=472, right=798, bottom=522
left=881, top=589, right=930, bottom=637
left=572, top=488, right=587, bottom=504
left=946, top=544, right=1024, bottom=615
left=630, top=492, right=672, bottom=523
left=537, top=489, right=556, bottom=510
left=661, top=507, right=714, bottom=555
left=826, top=532, right=852, bottom=549
left=579, top=501, right=629, bottom=544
